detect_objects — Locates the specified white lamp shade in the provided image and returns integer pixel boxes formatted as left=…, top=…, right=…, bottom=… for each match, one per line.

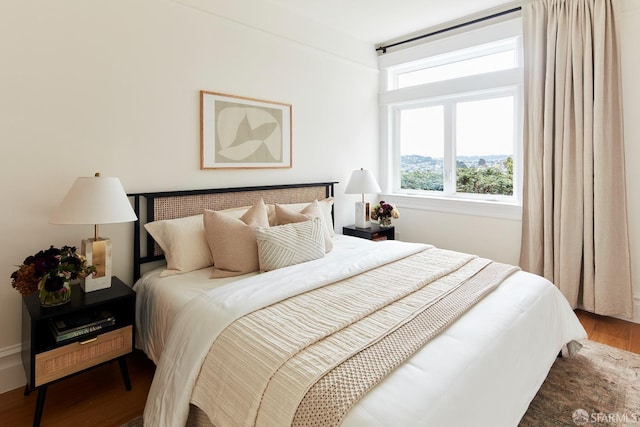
left=50, top=175, right=137, bottom=225
left=344, top=169, right=381, bottom=195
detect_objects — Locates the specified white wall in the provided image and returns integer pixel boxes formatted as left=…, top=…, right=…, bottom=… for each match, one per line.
left=393, top=209, right=522, bottom=265
left=0, top=0, right=378, bottom=393
left=390, top=0, right=640, bottom=323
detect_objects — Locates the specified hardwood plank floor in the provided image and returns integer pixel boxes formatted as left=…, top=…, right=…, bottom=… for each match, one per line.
left=0, top=310, right=637, bottom=427
left=574, top=309, right=640, bottom=354
left=0, top=351, right=155, bottom=427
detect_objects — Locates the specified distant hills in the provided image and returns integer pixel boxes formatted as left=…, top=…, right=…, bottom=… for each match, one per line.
left=401, top=154, right=508, bottom=165
left=401, top=154, right=509, bottom=170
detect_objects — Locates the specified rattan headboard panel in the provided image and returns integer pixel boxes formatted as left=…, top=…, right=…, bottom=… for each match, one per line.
left=152, top=186, right=328, bottom=222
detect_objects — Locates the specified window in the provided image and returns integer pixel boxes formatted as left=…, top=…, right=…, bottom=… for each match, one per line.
left=396, top=38, right=519, bottom=89
left=379, top=19, right=523, bottom=218
left=397, top=91, right=516, bottom=198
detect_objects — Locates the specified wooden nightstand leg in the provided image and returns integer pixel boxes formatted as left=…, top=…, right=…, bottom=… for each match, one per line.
left=24, top=383, right=31, bottom=396
left=33, top=385, right=47, bottom=427
left=118, top=356, right=132, bottom=391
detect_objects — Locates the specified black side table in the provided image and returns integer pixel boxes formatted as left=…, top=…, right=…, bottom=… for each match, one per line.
left=21, top=276, right=135, bottom=427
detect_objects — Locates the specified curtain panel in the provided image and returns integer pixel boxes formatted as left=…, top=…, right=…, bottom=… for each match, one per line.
left=520, top=0, right=633, bottom=317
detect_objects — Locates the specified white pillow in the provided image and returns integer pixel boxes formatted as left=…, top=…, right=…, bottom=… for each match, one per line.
left=217, top=205, right=251, bottom=219
left=268, top=198, right=334, bottom=236
left=144, top=214, right=212, bottom=277
left=255, top=218, right=325, bottom=272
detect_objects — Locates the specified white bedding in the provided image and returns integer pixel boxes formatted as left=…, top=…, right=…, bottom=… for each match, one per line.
left=134, top=266, right=257, bottom=364
left=135, top=235, right=587, bottom=427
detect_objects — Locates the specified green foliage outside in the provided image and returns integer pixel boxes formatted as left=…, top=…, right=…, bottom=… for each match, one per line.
left=401, top=169, right=444, bottom=191
left=401, top=156, right=513, bottom=195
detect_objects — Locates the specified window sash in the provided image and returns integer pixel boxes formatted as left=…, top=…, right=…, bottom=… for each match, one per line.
left=392, top=86, right=521, bottom=201
left=393, top=37, right=520, bottom=89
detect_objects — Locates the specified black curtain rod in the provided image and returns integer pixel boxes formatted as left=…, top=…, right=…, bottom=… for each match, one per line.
left=376, top=6, right=522, bottom=54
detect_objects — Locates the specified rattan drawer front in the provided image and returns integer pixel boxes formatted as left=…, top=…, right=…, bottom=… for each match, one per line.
left=35, top=326, right=132, bottom=386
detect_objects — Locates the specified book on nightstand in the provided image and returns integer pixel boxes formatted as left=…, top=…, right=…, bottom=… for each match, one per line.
left=49, top=310, right=116, bottom=342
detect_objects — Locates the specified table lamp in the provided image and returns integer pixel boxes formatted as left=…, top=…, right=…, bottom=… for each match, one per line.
left=345, top=168, right=381, bottom=228
left=50, top=173, right=137, bottom=292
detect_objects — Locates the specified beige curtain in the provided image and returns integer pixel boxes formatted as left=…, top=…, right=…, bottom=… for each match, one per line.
left=520, top=0, right=633, bottom=317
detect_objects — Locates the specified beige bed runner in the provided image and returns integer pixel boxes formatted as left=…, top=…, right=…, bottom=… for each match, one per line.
left=191, top=248, right=519, bottom=427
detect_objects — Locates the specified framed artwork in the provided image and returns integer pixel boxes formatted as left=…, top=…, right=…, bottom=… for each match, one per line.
left=200, top=91, right=292, bottom=169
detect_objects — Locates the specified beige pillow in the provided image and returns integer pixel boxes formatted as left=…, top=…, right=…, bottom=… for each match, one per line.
left=275, top=201, right=333, bottom=252
left=256, top=218, right=325, bottom=272
left=203, top=199, right=270, bottom=278
left=144, top=214, right=212, bottom=277
left=268, top=198, right=335, bottom=236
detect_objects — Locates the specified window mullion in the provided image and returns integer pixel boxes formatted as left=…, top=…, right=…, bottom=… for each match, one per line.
left=443, top=102, right=456, bottom=196
left=391, top=106, right=402, bottom=192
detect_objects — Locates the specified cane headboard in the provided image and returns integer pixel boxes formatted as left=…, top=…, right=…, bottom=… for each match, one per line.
left=129, top=182, right=337, bottom=281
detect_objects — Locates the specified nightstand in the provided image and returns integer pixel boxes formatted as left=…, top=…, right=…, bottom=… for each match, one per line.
left=343, top=223, right=395, bottom=241
left=21, top=276, right=135, bottom=427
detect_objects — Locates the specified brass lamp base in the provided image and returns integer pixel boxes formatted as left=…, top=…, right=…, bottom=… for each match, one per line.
left=81, top=237, right=112, bottom=292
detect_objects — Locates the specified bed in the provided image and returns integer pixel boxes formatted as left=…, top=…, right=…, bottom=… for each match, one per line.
left=130, top=182, right=587, bottom=427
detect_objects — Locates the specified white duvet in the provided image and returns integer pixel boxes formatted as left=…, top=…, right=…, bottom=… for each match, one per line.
left=136, top=236, right=587, bottom=427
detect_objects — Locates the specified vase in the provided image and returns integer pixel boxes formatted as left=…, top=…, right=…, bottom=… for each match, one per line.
left=378, top=217, right=392, bottom=228
left=39, top=280, right=72, bottom=307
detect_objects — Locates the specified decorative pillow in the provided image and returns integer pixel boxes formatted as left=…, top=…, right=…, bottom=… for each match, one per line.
left=268, top=198, right=335, bottom=236
left=217, top=205, right=252, bottom=219
left=256, top=218, right=325, bottom=272
left=320, top=197, right=335, bottom=236
left=203, top=199, right=270, bottom=278
left=275, top=201, right=333, bottom=252
left=144, top=214, right=212, bottom=277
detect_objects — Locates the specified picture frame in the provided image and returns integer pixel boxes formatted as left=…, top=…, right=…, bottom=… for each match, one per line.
left=200, top=91, right=292, bottom=169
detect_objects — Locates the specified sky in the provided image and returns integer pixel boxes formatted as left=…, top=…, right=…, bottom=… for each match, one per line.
left=400, top=95, right=514, bottom=158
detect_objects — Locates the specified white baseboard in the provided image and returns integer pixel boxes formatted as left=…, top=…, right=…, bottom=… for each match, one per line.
left=0, top=344, right=26, bottom=395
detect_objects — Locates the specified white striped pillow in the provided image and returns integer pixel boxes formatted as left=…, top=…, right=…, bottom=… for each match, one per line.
left=255, top=218, right=325, bottom=272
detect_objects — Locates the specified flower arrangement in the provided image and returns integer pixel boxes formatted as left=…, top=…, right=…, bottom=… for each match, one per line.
left=370, top=201, right=400, bottom=227
left=10, top=246, right=95, bottom=301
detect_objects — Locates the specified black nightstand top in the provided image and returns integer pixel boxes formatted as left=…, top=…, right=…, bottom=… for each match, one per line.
left=23, top=276, right=133, bottom=322
left=343, top=223, right=395, bottom=241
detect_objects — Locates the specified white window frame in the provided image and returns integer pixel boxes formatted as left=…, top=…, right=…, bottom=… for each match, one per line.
left=379, top=18, right=523, bottom=220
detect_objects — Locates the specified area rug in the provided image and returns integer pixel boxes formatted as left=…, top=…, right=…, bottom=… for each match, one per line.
left=120, top=340, right=639, bottom=427
left=519, top=340, right=640, bottom=426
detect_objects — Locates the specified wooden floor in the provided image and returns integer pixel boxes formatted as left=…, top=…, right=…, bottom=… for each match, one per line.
left=0, top=310, right=638, bottom=427
left=574, top=310, right=640, bottom=354
left=0, top=351, right=156, bottom=427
